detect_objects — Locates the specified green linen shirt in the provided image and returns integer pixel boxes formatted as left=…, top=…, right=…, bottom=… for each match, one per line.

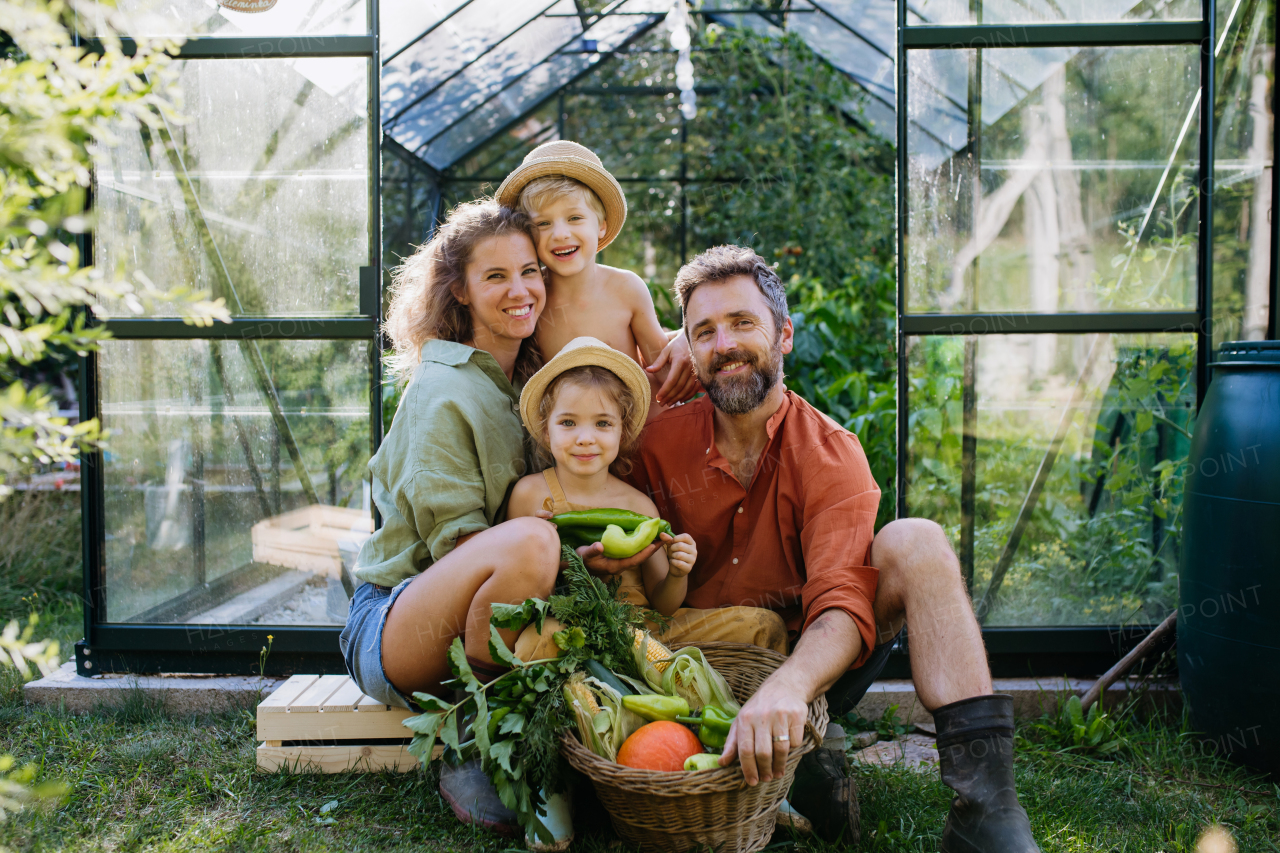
left=353, top=339, right=531, bottom=588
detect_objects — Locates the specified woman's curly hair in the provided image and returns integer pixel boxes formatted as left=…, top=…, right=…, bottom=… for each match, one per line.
left=384, top=199, right=543, bottom=385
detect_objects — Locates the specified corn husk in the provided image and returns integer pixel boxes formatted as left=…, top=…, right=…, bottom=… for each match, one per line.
left=659, top=647, right=741, bottom=715
left=631, top=629, right=675, bottom=691
left=562, top=672, right=646, bottom=761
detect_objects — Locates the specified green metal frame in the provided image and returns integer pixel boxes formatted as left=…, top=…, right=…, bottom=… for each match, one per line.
left=76, top=6, right=383, bottom=676
left=892, top=0, right=1271, bottom=673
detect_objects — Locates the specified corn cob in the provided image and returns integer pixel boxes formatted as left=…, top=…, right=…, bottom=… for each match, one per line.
left=564, top=677, right=602, bottom=714
left=632, top=627, right=674, bottom=673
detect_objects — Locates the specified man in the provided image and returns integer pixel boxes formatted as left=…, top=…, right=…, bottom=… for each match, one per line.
left=617, top=245, right=1040, bottom=852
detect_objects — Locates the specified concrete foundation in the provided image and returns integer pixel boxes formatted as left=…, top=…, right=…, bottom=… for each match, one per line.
left=23, top=663, right=282, bottom=715
left=25, top=666, right=1179, bottom=721
left=852, top=677, right=1182, bottom=727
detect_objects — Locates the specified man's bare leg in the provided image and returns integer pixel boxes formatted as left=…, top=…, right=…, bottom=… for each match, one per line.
left=869, top=517, right=991, bottom=710
left=867, top=517, right=1039, bottom=853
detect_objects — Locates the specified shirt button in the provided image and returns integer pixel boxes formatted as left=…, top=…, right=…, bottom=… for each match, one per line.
left=737, top=507, right=743, bottom=514
left=732, top=558, right=739, bottom=565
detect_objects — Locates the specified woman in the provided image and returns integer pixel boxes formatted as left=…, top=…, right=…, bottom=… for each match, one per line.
left=340, top=200, right=657, bottom=835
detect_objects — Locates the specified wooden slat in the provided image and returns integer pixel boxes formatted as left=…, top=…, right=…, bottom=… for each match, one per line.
left=258, top=674, right=318, bottom=713
left=256, top=743, right=435, bottom=774
left=256, top=707, right=417, bottom=741
left=357, top=693, right=389, bottom=712
left=289, top=675, right=349, bottom=713
left=321, top=679, right=365, bottom=712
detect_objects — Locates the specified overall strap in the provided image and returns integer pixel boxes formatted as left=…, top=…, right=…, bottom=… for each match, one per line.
left=541, top=468, right=573, bottom=515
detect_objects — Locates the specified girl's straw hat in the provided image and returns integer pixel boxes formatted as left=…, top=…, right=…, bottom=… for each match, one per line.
left=496, top=141, right=627, bottom=250
left=519, top=337, right=651, bottom=437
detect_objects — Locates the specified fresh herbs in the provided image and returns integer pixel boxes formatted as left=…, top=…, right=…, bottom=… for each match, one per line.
left=403, top=545, right=660, bottom=842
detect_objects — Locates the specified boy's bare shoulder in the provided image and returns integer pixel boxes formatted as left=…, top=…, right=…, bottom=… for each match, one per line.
left=598, top=265, right=652, bottom=303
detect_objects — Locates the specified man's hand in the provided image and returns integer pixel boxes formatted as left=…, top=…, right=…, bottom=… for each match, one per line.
left=647, top=333, right=702, bottom=406
left=720, top=673, right=808, bottom=786
left=578, top=541, right=662, bottom=576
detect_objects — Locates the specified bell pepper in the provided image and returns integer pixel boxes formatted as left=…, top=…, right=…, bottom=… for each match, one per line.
left=551, top=509, right=673, bottom=538
left=621, top=693, right=691, bottom=722
left=684, top=753, right=724, bottom=772
left=675, top=706, right=736, bottom=750
left=600, top=517, right=662, bottom=558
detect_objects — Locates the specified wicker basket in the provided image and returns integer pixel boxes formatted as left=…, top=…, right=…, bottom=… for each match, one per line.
left=560, top=642, right=829, bottom=853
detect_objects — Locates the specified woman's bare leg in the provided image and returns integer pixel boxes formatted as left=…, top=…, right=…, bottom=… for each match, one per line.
left=381, top=516, right=561, bottom=697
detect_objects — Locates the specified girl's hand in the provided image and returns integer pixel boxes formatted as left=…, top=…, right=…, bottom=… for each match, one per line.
left=647, top=333, right=703, bottom=406
left=664, top=532, right=697, bottom=578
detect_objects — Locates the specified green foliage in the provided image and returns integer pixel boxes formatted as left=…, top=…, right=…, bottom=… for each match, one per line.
left=0, top=0, right=229, bottom=498
left=1029, top=695, right=1125, bottom=756
left=842, top=703, right=916, bottom=742
left=404, top=545, right=659, bottom=843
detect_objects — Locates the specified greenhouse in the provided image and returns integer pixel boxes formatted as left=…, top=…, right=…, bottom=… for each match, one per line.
left=72, top=0, right=1276, bottom=677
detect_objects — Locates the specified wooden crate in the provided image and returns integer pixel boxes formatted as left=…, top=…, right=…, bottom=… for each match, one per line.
left=251, top=505, right=373, bottom=577
left=256, top=673, right=442, bottom=773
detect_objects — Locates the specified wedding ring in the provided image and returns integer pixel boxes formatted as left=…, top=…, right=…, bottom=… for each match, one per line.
left=772, top=734, right=790, bottom=743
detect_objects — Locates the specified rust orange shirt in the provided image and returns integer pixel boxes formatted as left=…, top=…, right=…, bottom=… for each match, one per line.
left=628, top=390, right=882, bottom=668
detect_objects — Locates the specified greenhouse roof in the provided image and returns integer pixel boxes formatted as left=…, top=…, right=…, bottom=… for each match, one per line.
left=379, top=0, right=1182, bottom=173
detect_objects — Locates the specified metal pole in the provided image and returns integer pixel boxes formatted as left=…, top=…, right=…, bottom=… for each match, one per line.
left=1196, top=0, right=1216, bottom=402
left=895, top=0, right=909, bottom=520
left=958, top=0, right=983, bottom=594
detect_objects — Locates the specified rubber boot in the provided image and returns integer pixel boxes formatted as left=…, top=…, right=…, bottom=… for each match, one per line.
left=788, top=746, right=860, bottom=844
left=438, top=757, right=521, bottom=837
left=934, top=694, right=1040, bottom=853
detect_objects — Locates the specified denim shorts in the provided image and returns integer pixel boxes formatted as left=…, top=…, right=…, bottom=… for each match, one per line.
left=823, top=630, right=903, bottom=718
left=338, top=578, right=418, bottom=710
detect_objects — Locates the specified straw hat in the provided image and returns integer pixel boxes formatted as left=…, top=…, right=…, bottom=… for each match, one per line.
left=496, top=141, right=628, bottom=251
left=519, top=337, right=651, bottom=438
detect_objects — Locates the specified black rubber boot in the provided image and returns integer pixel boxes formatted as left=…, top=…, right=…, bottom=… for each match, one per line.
left=438, top=758, right=521, bottom=837
left=934, top=694, right=1040, bottom=853
left=788, top=746, right=860, bottom=844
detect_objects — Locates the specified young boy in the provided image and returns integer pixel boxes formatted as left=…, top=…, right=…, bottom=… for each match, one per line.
left=496, top=141, right=700, bottom=408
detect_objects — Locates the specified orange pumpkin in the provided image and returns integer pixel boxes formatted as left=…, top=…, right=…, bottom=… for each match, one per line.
left=616, top=721, right=703, bottom=772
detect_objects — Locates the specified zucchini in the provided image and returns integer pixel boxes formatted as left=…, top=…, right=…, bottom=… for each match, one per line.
left=584, top=659, right=633, bottom=696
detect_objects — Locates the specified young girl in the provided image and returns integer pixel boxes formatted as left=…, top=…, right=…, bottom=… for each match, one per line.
left=507, top=336, right=694, bottom=616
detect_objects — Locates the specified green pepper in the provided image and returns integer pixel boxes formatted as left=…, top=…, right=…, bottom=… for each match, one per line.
left=600, top=518, right=662, bottom=558
left=551, top=510, right=673, bottom=538
left=675, top=706, right=736, bottom=750
left=621, top=693, right=691, bottom=722
left=684, top=753, right=724, bottom=772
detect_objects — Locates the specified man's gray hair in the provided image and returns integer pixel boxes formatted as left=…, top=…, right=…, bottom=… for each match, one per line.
left=673, top=245, right=788, bottom=336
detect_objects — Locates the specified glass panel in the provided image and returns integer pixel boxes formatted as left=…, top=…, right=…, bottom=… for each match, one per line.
left=906, top=333, right=1196, bottom=627
left=907, top=46, right=1201, bottom=314
left=86, top=0, right=368, bottom=38
left=94, top=58, right=370, bottom=318
left=405, top=0, right=657, bottom=169
left=100, top=339, right=372, bottom=626
left=381, top=0, right=471, bottom=62
left=1212, top=0, right=1274, bottom=343
left=906, top=0, right=1200, bottom=26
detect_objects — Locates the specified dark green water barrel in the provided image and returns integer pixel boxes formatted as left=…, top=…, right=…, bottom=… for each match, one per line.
left=1179, top=341, right=1280, bottom=778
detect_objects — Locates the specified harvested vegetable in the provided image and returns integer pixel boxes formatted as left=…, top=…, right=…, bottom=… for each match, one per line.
left=550, top=509, right=674, bottom=539
left=631, top=628, right=675, bottom=690
left=600, top=517, right=663, bottom=558
left=684, top=753, right=726, bottom=772
left=621, top=694, right=690, bottom=723
left=661, top=647, right=742, bottom=715
left=616, top=721, right=703, bottom=772
left=563, top=672, right=646, bottom=762
left=584, top=659, right=633, bottom=696
left=676, top=706, right=735, bottom=749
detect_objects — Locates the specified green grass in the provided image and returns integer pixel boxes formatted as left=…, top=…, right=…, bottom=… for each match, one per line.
left=0, top=497, right=1277, bottom=851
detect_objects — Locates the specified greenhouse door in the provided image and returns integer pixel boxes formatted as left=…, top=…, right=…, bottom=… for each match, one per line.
left=896, top=0, right=1276, bottom=675
left=77, top=0, right=382, bottom=676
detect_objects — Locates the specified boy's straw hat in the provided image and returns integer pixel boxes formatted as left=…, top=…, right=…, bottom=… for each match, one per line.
left=519, top=337, right=650, bottom=438
left=497, top=141, right=627, bottom=251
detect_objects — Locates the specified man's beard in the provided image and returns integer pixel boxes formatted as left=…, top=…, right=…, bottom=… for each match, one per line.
left=698, top=346, right=782, bottom=415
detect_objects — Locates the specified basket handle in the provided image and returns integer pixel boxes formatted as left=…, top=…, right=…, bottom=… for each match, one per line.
left=803, top=720, right=824, bottom=748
